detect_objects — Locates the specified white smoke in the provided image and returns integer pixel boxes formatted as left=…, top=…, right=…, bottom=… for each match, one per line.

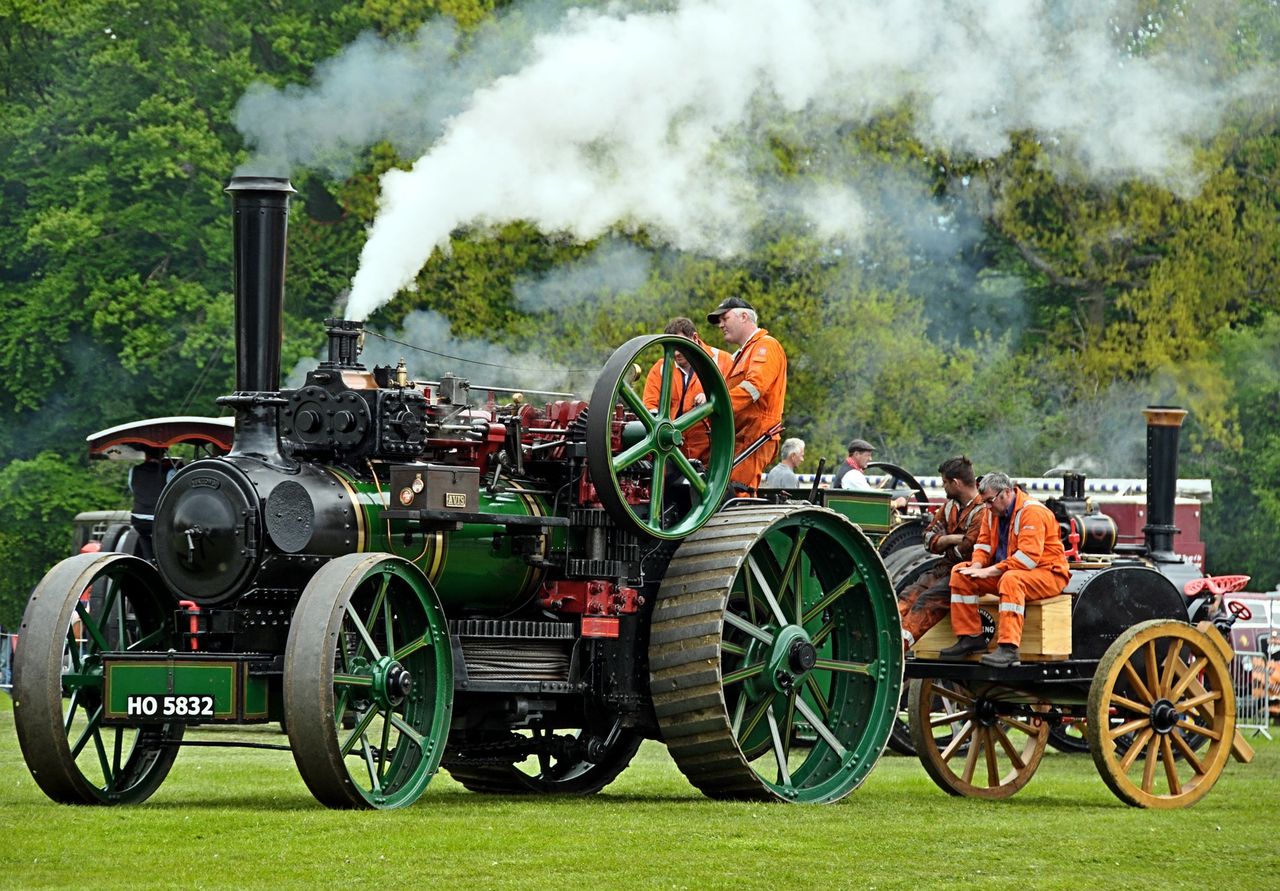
left=234, top=0, right=580, bottom=177
left=234, top=0, right=1257, bottom=321
left=512, top=238, right=651, bottom=311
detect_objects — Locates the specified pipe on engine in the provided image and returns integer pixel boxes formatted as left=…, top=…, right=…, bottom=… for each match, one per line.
left=1142, top=405, right=1187, bottom=562
left=220, top=176, right=295, bottom=464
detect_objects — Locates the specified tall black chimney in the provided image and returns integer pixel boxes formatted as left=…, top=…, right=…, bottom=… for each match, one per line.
left=218, top=176, right=295, bottom=465
left=1142, top=405, right=1187, bottom=561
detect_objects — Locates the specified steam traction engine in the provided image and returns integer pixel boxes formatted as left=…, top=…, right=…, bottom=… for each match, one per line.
left=897, top=408, right=1250, bottom=808
left=13, top=177, right=902, bottom=808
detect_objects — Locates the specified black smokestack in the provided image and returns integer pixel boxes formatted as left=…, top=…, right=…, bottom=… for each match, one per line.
left=1142, top=405, right=1187, bottom=561
left=219, top=176, right=295, bottom=465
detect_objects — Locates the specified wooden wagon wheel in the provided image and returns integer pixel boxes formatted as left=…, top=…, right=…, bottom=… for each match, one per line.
left=1086, top=619, right=1235, bottom=809
left=907, top=677, right=1049, bottom=799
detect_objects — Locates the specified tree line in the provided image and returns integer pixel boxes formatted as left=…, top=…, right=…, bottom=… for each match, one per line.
left=1, top=0, right=1277, bottom=626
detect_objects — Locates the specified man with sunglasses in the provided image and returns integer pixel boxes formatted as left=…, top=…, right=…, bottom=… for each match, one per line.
left=940, top=471, right=1069, bottom=667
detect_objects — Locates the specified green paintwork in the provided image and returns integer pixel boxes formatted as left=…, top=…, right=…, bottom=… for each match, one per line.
left=589, top=334, right=735, bottom=540
left=329, top=468, right=563, bottom=613
left=724, top=509, right=902, bottom=802
left=822, top=489, right=894, bottom=534
left=105, top=661, right=237, bottom=718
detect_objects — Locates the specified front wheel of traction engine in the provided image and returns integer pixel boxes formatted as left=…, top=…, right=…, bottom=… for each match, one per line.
left=650, top=504, right=903, bottom=803
left=284, top=554, right=453, bottom=809
left=13, top=553, right=183, bottom=805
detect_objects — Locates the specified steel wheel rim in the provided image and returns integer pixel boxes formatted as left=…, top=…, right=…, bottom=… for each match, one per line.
left=1087, top=620, right=1235, bottom=809
left=653, top=505, right=902, bottom=803
left=14, top=553, right=182, bottom=805
left=909, top=678, right=1048, bottom=799
left=285, top=554, right=453, bottom=809
left=587, top=334, right=734, bottom=539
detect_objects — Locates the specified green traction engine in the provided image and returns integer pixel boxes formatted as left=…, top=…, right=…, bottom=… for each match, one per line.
left=13, top=177, right=903, bottom=808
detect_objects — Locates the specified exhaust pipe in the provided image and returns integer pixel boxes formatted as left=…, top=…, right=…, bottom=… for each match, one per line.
left=1142, top=405, right=1187, bottom=562
left=218, top=176, right=295, bottom=465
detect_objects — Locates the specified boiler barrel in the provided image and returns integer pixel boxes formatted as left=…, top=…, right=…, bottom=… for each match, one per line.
left=328, top=469, right=561, bottom=613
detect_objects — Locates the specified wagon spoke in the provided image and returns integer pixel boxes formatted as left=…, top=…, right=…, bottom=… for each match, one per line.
left=1118, top=727, right=1154, bottom=772
left=941, top=720, right=975, bottom=762
left=1160, top=735, right=1181, bottom=795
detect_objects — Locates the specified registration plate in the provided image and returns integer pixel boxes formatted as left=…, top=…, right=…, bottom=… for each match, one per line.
left=124, top=694, right=215, bottom=719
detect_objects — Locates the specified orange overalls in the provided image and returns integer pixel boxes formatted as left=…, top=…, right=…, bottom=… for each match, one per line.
left=899, top=496, right=987, bottom=648
left=723, top=327, right=787, bottom=493
left=949, top=489, right=1068, bottom=646
left=642, top=343, right=732, bottom=465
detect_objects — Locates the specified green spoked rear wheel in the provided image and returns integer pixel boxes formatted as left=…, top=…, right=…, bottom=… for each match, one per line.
left=587, top=334, right=734, bottom=540
left=650, top=504, right=902, bottom=802
left=13, top=553, right=183, bottom=805
left=284, top=554, right=453, bottom=809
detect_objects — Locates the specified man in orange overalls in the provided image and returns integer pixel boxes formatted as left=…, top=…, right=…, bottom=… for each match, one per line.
left=898, top=456, right=987, bottom=651
left=942, top=471, right=1068, bottom=667
left=706, top=297, right=787, bottom=494
left=642, top=317, right=731, bottom=465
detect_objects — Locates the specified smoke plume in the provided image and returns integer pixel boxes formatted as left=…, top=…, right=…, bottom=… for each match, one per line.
left=277, top=0, right=1251, bottom=320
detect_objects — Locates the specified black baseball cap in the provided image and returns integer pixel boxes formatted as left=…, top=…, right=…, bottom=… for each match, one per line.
left=707, top=297, right=754, bottom=323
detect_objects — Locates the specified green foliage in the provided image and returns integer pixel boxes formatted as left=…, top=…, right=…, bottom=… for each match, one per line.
left=0, top=0, right=1278, bottom=597
left=1198, top=313, right=1280, bottom=588
left=0, top=453, right=127, bottom=626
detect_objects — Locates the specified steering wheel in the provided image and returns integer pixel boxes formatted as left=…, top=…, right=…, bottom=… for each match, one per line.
left=586, top=335, right=734, bottom=539
left=1228, top=599, right=1252, bottom=621
left=867, top=461, right=930, bottom=509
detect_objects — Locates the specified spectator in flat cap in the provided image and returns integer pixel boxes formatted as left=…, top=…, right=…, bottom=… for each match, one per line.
left=839, top=437, right=906, bottom=509
left=706, top=297, right=787, bottom=494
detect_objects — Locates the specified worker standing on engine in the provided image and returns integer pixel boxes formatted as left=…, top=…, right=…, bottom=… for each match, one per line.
left=898, top=456, right=986, bottom=651
left=706, top=297, right=787, bottom=494
left=642, top=317, right=732, bottom=464
left=942, top=471, right=1069, bottom=667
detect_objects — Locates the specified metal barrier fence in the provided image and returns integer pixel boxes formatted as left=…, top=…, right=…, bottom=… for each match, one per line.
left=0, top=631, right=14, bottom=691
left=1228, top=594, right=1277, bottom=738
left=1231, top=648, right=1273, bottom=740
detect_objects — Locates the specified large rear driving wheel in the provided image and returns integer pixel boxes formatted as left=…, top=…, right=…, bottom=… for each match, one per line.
left=651, top=504, right=902, bottom=802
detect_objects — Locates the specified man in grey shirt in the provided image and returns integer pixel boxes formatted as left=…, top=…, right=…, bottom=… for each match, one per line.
left=763, top=437, right=805, bottom=488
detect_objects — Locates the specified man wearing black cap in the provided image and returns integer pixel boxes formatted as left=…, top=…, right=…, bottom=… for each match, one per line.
left=706, top=297, right=787, bottom=493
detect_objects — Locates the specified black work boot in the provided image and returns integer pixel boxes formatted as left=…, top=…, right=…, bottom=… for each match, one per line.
left=938, top=634, right=988, bottom=659
left=980, top=643, right=1020, bottom=667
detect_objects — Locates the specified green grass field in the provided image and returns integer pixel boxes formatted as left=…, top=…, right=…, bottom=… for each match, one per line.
left=0, top=692, right=1276, bottom=890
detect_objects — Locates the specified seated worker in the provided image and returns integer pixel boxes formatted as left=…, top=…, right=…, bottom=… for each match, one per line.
left=762, top=437, right=805, bottom=488
left=941, top=471, right=1069, bottom=667
left=706, top=297, right=787, bottom=494
left=642, top=317, right=732, bottom=464
left=839, top=438, right=906, bottom=510
left=898, top=456, right=987, bottom=651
